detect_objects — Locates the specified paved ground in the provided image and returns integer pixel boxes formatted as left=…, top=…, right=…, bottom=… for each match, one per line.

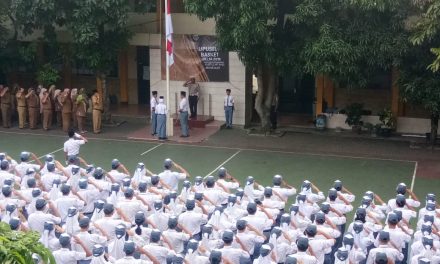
left=0, top=113, right=438, bottom=180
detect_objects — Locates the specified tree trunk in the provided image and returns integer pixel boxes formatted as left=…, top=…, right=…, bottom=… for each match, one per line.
left=430, top=113, right=439, bottom=146
left=98, top=73, right=112, bottom=123
left=254, top=63, right=277, bottom=133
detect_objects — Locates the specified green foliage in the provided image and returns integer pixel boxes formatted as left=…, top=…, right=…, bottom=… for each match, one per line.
left=399, top=36, right=440, bottom=116
left=378, top=108, right=396, bottom=129
left=411, top=0, right=440, bottom=71
left=37, top=63, right=60, bottom=87
left=65, top=0, right=132, bottom=73
left=344, top=103, right=364, bottom=126
left=0, top=222, right=55, bottom=264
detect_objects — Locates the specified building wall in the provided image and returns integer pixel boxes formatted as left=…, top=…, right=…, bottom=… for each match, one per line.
left=149, top=49, right=246, bottom=125
left=334, top=87, right=391, bottom=115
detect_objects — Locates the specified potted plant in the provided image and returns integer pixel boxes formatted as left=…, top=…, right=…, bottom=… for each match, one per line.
left=344, top=103, right=364, bottom=133
left=378, top=108, right=396, bottom=137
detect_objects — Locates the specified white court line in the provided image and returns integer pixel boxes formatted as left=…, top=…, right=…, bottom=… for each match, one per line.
left=140, top=143, right=163, bottom=156
left=35, top=147, right=64, bottom=160
left=0, top=130, right=417, bottom=163
left=410, top=161, right=418, bottom=191
left=205, top=150, right=241, bottom=177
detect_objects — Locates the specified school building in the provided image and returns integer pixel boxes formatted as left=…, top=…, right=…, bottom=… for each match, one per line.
left=6, top=0, right=437, bottom=134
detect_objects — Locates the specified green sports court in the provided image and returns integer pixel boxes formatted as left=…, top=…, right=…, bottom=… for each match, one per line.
left=1, top=130, right=437, bottom=207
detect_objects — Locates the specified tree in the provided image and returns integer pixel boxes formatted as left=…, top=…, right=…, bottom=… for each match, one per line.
left=184, top=0, right=410, bottom=131
left=399, top=38, right=440, bottom=145
left=63, top=0, right=132, bottom=121
left=294, top=0, right=410, bottom=88
left=0, top=222, right=55, bottom=264
left=185, top=0, right=302, bottom=131
left=412, top=0, right=440, bottom=71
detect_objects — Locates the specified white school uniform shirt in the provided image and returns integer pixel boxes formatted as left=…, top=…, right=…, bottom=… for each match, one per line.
left=94, top=216, right=131, bottom=240
left=150, top=97, right=157, bottom=111
left=41, top=172, right=67, bottom=191
left=147, top=210, right=170, bottom=232
left=108, top=169, right=129, bottom=185
left=366, top=245, right=404, bottom=264
left=78, top=188, right=101, bottom=213
left=141, top=243, right=171, bottom=263
left=163, top=229, right=191, bottom=253
left=63, top=138, right=86, bottom=156
left=155, top=102, right=167, bottom=114
left=15, top=162, right=40, bottom=178
left=411, top=252, right=440, bottom=264
left=387, top=197, right=421, bottom=212
left=72, top=230, right=107, bottom=260
left=116, top=198, right=149, bottom=222
left=54, top=195, right=85, bottom=221
left=216, top=179, right=239, bottom=190
left=115, top=256, right=152, bottom=264
left=0, top=170, right=18, bottom=188
left=224, top=95, right=234, bottom=107
left=233, top=231, right=265, bottom=255
left=290, top=252, right=319, bottom=264
left=241, top=214, right=273, bottom=233
left=309, top=237, right=335, bottom=263
left=220, top=245, right=250, bottom=264
left=204, top=187, right=229, bottom=205
left=53, top=248, right=87, bottom=264
left=272, top=186, right=296, bottom=202
left=180, top=97, right=189, bottom=112
left=158, top=170, right=186, bottom=191
left=178, top=210, right=208, bottom=235
left=28, top=211, right=61, bottom=234
left=375, top=226, right=411, bottom=251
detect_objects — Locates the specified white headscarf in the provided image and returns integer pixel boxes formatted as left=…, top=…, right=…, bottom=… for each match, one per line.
left=91, top=206, right=105, bottom=222
left=108, top=237, right=125, bottom=260
left=53, top=89, right=61, bottom=100
left=49, top=183, right=61, bottom=201
left=132, top=165, right=146, bottom=186
left=71, top=88, right=78, bottom=99
left=64, top=213, right=80, bottom=235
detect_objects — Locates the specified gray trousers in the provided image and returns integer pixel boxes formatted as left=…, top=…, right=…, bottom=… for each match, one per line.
left=151, top=112, right=157, bottom=135
left=225, top=106, right=233, bottom=127
left=179, top=111, right=189, bottom=136
left=157, top=114, right=167, bottom=138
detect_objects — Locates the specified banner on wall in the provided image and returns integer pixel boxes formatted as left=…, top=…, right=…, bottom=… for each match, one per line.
left=161, top=35, right=229, bottom=82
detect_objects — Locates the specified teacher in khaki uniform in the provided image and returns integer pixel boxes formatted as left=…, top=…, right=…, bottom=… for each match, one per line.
left=183, top=77, right=200, bottom=119
left=41, top=88, right=53, bottom=130
left=26, top=88, right=39, bottom=129
left=60, top=88, right=72, bottom=132
left=91, top=89, right=103, bottom=134
left=76, top=88, right=88, bottom=134
left=0, top=86, right=12, bottom=128
left=16, top=87, right=27, bottom=129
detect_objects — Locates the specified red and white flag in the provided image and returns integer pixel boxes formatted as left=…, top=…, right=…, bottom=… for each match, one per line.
left=165, top=0, right=174, bottom=67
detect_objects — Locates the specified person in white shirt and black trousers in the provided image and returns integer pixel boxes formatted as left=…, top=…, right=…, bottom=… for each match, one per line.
left=179, top=91, right=189, bottom=137
left=150, top=91, right=158, bottom=136
left=224, top=89, right=234, bottom=129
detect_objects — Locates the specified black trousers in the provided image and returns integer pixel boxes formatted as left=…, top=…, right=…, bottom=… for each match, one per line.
left=189, top=95, right=198, bottom=117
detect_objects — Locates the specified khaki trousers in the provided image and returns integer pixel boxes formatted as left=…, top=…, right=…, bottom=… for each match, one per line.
left=62, top=112, right=71, bottom=132
left=72, top=113, right=78, bottom=129
left=28, top=108, right=38, bottom=129
left=77, top=115, right=86, bottom=132
left=17, top=106, right=27, bottom=128
left=43, top=109, right=52, bottom=130
left=92, top=109, right=102, bottom=133
left=1, top=104, right=11, bottom=128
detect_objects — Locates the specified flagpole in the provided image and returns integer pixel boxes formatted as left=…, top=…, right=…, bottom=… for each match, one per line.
left=165, top=0, right=173, bottom=137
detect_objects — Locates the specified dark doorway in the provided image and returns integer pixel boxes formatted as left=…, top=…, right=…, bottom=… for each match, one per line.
left=137, top=46, right=150, bottom=104
left=278, top=74, right=315, bottom=114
